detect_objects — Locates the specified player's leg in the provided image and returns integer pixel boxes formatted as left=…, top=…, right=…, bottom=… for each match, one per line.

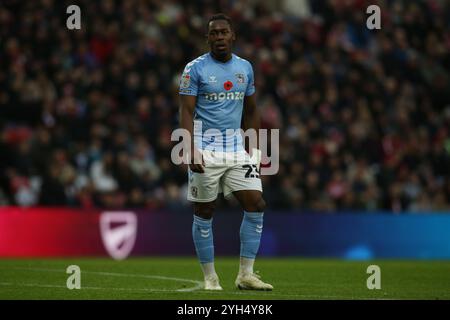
left=192, top=201, right=222, bottom=290
left=188, top=165, right=225, bottom=290
left=233, top=190, right=265, bottom=273
left=222, top=162, right=273, bottom=290
left=232, top=189, right=273, bottom=290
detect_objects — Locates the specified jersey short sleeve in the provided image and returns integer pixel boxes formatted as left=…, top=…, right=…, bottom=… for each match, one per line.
left=179, top=62, right=199, bottom=96
left=245, top=62, right=255, bottom=96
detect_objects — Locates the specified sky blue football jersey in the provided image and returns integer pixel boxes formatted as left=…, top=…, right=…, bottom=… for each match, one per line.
left=179, top=52, right=255, bottom=152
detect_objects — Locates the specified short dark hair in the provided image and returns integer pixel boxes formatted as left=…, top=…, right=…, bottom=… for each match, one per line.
left=207, top=13, right=233, bottom=32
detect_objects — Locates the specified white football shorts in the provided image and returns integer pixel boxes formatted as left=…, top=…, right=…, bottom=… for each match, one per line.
left=187, top=150, right=262, bottom=202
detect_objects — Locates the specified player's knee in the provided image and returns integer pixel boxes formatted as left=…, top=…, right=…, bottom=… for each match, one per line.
left=194, top=210, right=214, bottom=220
left=194, top=203, right=215, bottom=219
left=245, top=196, right=265, bottom=212
left=255, top=197, right=266, bottom=212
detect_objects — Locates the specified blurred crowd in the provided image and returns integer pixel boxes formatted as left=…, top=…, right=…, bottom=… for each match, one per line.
left=0, top=0, right=449, bottom=212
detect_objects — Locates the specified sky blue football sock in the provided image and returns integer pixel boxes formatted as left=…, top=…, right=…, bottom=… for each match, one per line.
left=240, top=211, right=264, bottom=259
left=192, top=215, right=214, bottom=264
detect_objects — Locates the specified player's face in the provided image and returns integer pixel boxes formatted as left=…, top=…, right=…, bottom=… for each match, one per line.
left=207, top=20, right=235, bottom=59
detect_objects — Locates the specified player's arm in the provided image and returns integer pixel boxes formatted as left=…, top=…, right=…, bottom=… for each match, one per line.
left=243, top=93, right=262, bottom=167
left=242, top=93, right=260, bottom=135
left=179, top=95, right=204, bottom=173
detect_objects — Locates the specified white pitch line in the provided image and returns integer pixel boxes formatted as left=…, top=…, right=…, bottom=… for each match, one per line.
left=0, top=282, right=199, bottom=293
left=2, top=267, right=390, bottom=299
left=9, top=267, right=203, bottom=293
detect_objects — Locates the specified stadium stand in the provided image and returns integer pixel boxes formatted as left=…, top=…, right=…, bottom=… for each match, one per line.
left=0, top=0, right=449, bottom=211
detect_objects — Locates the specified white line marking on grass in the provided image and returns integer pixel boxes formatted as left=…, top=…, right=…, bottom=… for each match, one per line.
left=8, top=267, right=203, bottom=293
left=86, top=271, right=203, bottom=292
left=0, top=282, right=68, bottom=289
left=1, top=268, right=391, bottom=299
left=0, top=282, right=200, bottom=293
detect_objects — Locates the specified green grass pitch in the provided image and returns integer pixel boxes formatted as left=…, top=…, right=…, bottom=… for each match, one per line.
left=0, top=258, right=449, bottom=300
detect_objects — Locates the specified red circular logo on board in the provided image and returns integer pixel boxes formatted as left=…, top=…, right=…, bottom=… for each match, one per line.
left=224, top=81, right=233, bottom=91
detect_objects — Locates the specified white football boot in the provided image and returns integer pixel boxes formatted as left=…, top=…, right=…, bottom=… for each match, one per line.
left=204, top=274, right=223, bottom=290
left=235, top=271, right=273, bottom=291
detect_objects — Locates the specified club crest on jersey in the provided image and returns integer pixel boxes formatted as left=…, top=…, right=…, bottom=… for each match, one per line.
left=235, top=73, right=245, bottom=84
left=180, top=73, right=190, bottom=89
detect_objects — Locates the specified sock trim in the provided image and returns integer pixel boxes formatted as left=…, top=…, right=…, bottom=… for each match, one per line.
left=194, top=215, right=213, bottom=223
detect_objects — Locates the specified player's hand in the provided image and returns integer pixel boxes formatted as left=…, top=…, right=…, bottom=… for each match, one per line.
left=251, top=148, right=262, bottom=172
left=189, top=148, right=205, bottom=173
